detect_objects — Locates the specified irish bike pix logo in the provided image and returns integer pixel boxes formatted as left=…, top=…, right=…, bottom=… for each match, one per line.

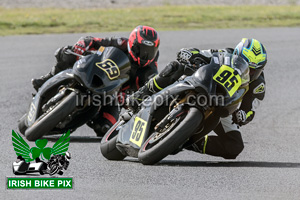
left=7, top=130, right=73, bottom=189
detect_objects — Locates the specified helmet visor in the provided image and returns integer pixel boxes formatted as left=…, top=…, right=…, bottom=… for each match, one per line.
left=231, top=54, right=250, bottom=85
left=134, top=42, right=158, bottom=66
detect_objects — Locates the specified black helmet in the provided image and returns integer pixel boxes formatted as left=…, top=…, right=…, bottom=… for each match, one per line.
left=233, top=38, right=267, bottom=81
left=128, top=25, right=160, bottom=67
left=65, top=152, right=71, bottom=160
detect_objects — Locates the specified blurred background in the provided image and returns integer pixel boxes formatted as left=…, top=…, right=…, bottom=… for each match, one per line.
left=1, top=0, right=300, bottom=8
left=0, top=0, right=300, bottom=36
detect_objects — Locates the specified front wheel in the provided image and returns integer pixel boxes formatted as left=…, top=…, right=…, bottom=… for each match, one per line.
left=18, top=114, right=28, bottom=135
left=100, top=120, right=126, bottom=161
left=138, top=107, right=203, bottom=165
left=25, top=92, right=77, bottom=141
left=49, top=165, right=59, bottom=176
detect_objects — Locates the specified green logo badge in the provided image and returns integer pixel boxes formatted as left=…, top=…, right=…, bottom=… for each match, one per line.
left=9, top=130, right=73, bottom=189
left=12, top=130, right=71, bottom=176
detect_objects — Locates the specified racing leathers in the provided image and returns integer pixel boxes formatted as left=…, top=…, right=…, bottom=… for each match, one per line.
left=32, top=36, right=158, bottom=136
left=186, top=71, right=265, bottom=159
left=128, top=48, right=266, bottom=159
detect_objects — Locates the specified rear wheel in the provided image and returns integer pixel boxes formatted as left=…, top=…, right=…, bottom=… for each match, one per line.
left=25, top=92, right=77, bottom=141
left=138, top=107, right=203, bottom=165
left=100, top=121, right=126, bottom=161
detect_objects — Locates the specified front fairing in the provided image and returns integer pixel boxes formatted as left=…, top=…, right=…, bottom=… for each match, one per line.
left=73, top=47, right=131, bottom=95
left=116, top=79, right=196, bottom=157
left=116, top=105, right=153, bottom=157
left=187, top=53, right=249, bottom=116
left=190, top=53, right=249, bottom=106
left=26, top=70, right=74, bottom=127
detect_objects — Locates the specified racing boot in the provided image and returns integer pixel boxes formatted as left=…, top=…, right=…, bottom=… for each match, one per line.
left=87, top=114, right=111, bottom=137
left=89, top=122, right=111, bottom=137
left=126, top=76, right=164, bottom=111
left=31, top=72, right=53, bottom=91
left=87, top=105, right=119, bottom=137
left=32, top=46, right=76, bottom=91
left=126, top=85, right=154, bottom=111
left=31, top=60, right=71, bottom=91
left=184, top=136, right=207, bottom=154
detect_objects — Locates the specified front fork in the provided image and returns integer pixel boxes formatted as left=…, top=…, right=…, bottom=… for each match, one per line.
left=155, top=103, right=185, bottom=132
left=154, top=91, right=211, bottom=133
left=154, top=92, right=196, bottom=132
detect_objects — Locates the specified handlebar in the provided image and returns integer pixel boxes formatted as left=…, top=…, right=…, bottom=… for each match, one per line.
left=65, top=49, right=84, bottom=58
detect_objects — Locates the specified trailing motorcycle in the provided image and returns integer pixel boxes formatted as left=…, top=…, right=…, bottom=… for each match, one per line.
left=100, top=53, right=250, bottom=165
left=18, top=47, right=131, bottom=141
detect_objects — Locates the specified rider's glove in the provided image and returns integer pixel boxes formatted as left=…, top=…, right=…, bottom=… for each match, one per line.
left=232, top=110, right=247, bottom=126
left=177, top=48, right=209, bottom=67
left=73, top=39, right=89, bottom=55
left=177, top=48, right=201, bottom=64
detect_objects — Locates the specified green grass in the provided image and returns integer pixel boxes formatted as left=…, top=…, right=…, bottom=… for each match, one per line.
left=0, top=5, right=300, bottom=36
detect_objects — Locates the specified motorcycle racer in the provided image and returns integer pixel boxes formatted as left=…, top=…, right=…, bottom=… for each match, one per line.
left=47, top=152, right=71, bottom=175
left=127, top=38, right=267, bottom=159
left=32, top=25, right=160, bottom=136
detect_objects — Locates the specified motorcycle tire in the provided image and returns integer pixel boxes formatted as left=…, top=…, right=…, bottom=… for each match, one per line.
left=25, top=91, right=77, bottom=141
left=138, top=107, right=203, bottom=165
left=100, top=121, right=126, bottom=161
left=18, top=114, right=28, bottom=135
left=50, top=165, right=59, bottom=176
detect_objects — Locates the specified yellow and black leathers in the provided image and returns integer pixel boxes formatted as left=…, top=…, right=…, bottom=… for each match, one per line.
left=130, top=48, right=266, bottom=159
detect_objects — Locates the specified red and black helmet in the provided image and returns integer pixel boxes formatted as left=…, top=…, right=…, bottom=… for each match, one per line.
left=128, top=25, right=160, bottom=67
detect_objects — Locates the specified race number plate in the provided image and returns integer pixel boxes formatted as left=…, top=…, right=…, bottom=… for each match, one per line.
left=27, top=103, right=36, bottom=122
left=213, top=65, right=242, bottom=97
left=95, top=59, right=120, bottom=80
left=129, top=117, right=147, bottom=147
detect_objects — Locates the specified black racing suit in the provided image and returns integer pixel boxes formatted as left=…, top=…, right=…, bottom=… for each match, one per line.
left=49, top=36, right=159, bottom=136
left=186, top=72, right=265, bottom=159
left=138, top=48, right=266, bottom=159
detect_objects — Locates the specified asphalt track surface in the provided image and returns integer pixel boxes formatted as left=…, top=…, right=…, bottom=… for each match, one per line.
left=1, top=28, right=300, bottom=199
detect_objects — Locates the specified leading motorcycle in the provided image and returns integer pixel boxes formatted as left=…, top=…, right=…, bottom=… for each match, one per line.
left=100, top=53, right=250, bottom=165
